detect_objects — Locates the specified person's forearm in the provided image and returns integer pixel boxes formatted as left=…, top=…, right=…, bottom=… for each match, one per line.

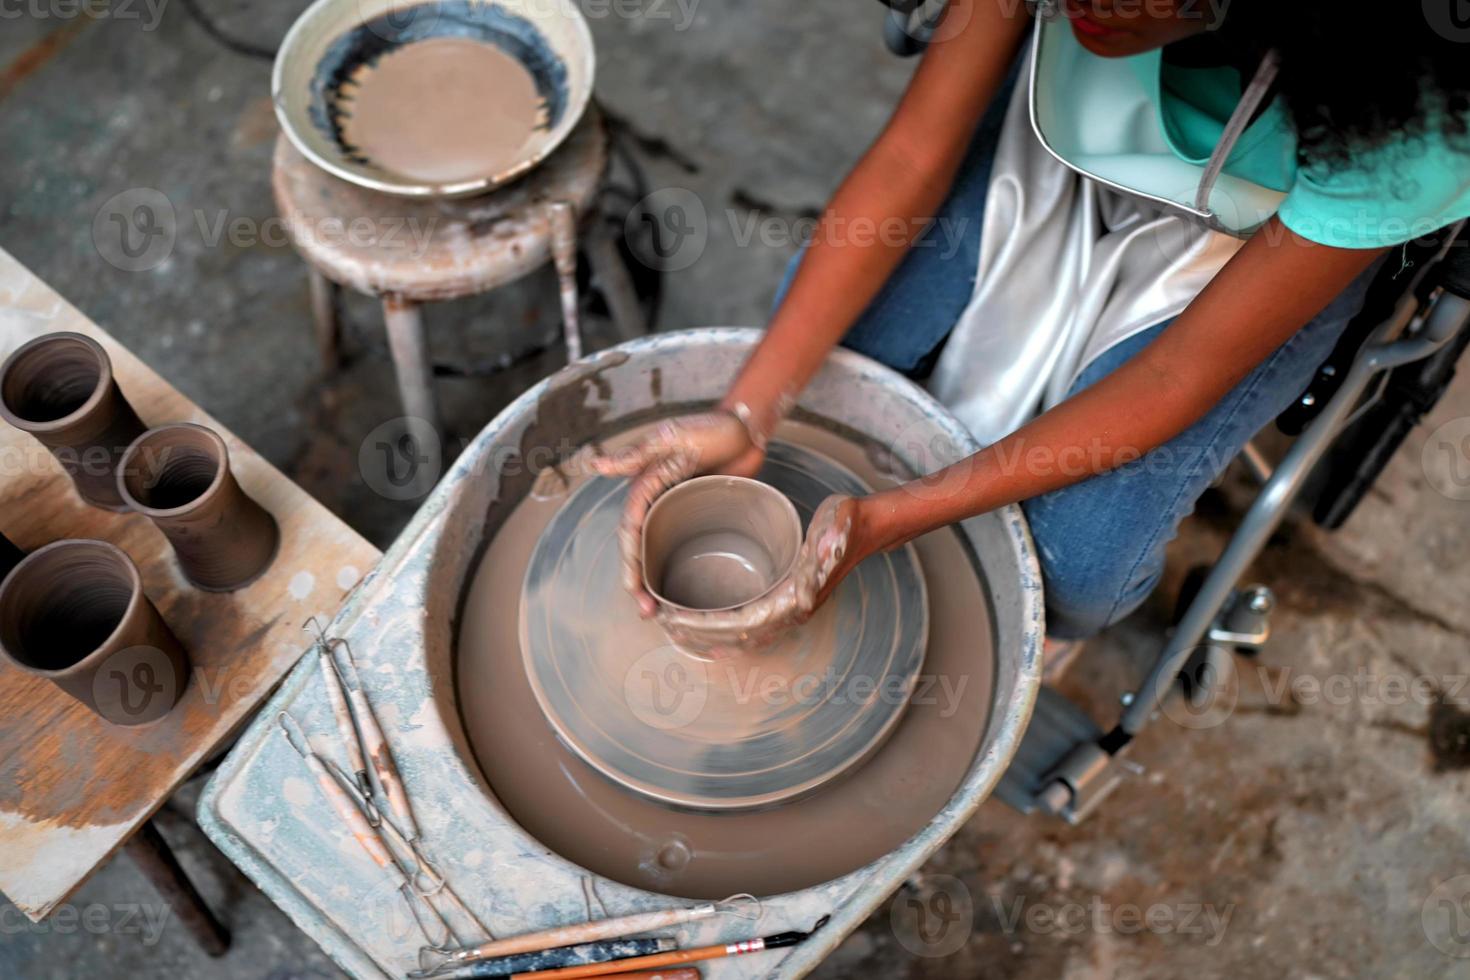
left=858, top=222, right=1387, bottom=552
left=722, top=0, right=1031, bottom=437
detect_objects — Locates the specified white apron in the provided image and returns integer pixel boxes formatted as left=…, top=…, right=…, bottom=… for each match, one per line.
left=928, top=14, right=1286, bottom=445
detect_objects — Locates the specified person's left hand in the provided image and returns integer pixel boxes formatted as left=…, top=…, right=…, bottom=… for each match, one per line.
left=657, top=494, right=872, bottom=655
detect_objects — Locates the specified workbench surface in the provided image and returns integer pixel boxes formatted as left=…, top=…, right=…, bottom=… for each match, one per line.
left=0, top=247, right=383, bottom=921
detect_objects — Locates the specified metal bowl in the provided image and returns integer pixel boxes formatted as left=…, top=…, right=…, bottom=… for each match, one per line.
left=272, top=0, right=595, bottom=198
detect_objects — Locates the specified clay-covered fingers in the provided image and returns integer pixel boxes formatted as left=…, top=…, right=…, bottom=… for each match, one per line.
left=589, top=412, right=751, bottom=479
left=591, top=411, right=756, bottom=618
left=791, top=495, right=858, bottom=611
left=616, top=449, right=699, bottom=617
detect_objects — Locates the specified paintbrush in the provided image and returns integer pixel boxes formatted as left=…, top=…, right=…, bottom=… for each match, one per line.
left=578, top=971, right=700, bottom=980
left=485, top=917, right=829, bottom=980
left=420, top=937, right=676, bottom=979
left=415, top=898, right=757, bottom=975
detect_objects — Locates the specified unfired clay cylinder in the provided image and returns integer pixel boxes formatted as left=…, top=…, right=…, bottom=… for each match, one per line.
left=0, top=332, right=146, bottom=511
left=117, top=424, right=280, bottom=592
left=0, top=539, right=189, bottom=726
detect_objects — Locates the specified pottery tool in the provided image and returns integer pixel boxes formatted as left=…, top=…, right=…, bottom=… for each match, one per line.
left=320, top=756, right=485, bottom=941
left=327, top=632, right=423, bottom=848
left=305, top=618, right=372, bottom=802
left=489, top=918, right=830, bottom=980
left=418, top=937, right=676, bottom=980
left=579, top=972, right=699, bottom=980
left=300, top=620, right=489, bottom=942
left=416, top=897, right=758, bottom=975
left=278, top=712, right=457, bottom=950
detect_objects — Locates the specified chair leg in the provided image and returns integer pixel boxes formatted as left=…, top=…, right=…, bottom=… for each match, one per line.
left=308, top=269, right=343, bottom=371
left=381, top=295, right=441, bottom=439
left=125, top=819, right=230, bottom=957
left=548, top=201, right=583, bottom=362
left=586, top=228, right=648, bottom=343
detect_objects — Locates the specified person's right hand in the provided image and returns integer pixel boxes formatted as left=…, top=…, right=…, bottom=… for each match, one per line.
left=590, top=409, right=767, bottom=617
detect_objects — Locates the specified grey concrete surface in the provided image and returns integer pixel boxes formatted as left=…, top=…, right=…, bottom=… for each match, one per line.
left=2, top=1, right=1469, bottom=978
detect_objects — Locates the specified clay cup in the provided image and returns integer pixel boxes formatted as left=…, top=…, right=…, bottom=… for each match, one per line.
left=0, top=332, right=146, bottom=511
left=117, top=423, right=280, bottom=592
left=0, top=539, right=190, bottom=726
left=641, top=475, right=802, bottom=654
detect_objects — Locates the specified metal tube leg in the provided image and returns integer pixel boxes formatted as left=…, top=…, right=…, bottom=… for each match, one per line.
left=586, top=229, right=648, bottom=342
left=308, top=269, right=343, bottom=371
left=381, top=295, right=441, bottom=438
left=125, top=819, right=230, bottom=957
left=548, top=202, right=583, bottom=362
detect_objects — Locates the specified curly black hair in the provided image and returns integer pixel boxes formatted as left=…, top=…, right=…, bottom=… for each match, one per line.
left=1219, top=2, right=1470, bottom=169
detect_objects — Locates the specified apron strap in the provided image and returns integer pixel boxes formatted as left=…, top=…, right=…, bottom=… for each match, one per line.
left=1194, top=48, right=1282, bottom=215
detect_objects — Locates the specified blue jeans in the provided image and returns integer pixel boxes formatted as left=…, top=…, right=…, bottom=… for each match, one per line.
left=775, top=74, right=1383, bottom=639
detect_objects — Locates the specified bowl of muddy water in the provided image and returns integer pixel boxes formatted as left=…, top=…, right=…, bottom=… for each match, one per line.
left=641, top=475, right=802, bottom=655
left=272, top=0, right=594, bottom=197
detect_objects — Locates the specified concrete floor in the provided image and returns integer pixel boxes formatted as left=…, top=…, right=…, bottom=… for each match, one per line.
left=2, top=2, right=1469, bottom=978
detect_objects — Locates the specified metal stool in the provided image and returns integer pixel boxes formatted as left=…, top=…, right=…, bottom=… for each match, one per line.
left=272, top=104, right=644, bottom=437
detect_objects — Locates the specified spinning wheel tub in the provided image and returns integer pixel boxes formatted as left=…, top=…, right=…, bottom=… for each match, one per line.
left=199, top=329, right=1043, bottom=978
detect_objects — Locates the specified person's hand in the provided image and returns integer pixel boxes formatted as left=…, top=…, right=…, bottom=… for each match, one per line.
left=591, top=409, right=767, bottom=616
left=658, top=494, right=870, bottom=656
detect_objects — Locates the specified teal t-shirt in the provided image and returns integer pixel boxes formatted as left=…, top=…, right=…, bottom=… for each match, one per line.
left=1151, top=56, right=1470, bottom=249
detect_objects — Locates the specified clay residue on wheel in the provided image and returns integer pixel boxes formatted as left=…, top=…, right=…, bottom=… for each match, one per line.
left=456, top=416, right=995, bottom=899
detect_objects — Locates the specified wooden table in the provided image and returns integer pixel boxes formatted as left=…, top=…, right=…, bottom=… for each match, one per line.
left=0, top=247, right=383, bottom=940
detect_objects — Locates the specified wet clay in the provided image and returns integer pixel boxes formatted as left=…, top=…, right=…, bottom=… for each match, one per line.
left=117, top=424, right=280, bottom=592
left=0, top=332, right=145, bottom=511
left=457, top=418, right=995, bottom=898
left=643, top=475, right=800, bottom=612
left=0, top=540, right=189, bottom=726
left=520, top=440, right=927, bottom=811
left=340, top=37, right=547, bottom=185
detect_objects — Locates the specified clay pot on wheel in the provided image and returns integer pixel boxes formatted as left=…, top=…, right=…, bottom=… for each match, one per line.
left=0, top=332, right=146, bottom=511
left=117, top=424, right=280, bottom=592
left=0, top=539, right=190, bottom=726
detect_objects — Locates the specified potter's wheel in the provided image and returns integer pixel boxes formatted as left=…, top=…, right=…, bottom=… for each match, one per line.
left=521, top=442, right=929, bottom=810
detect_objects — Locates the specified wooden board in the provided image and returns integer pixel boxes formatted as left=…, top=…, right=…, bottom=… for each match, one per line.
left=0, top=247, right=382, bottom=921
